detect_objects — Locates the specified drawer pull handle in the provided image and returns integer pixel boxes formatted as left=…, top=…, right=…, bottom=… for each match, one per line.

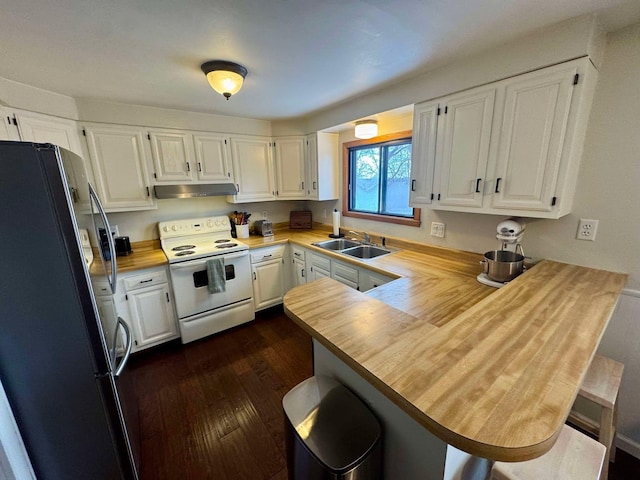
left=139, top=279, right=153, bottom=284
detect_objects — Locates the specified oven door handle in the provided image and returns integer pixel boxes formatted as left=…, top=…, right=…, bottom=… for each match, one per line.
left=170, top=250, right=249, bottom=269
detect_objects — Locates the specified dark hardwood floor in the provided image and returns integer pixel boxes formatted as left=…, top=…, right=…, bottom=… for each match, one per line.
left=127, top=307, right=640, bottom=479
left=127, top=307, right=313, bottom=480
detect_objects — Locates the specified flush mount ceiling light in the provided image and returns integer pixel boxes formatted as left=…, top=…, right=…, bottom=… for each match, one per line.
left=201, top=60, right=248, bottom=100
left=354, top=120, right=378, bottom=139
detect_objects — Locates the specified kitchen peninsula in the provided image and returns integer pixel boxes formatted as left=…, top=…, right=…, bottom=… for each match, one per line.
left=283, top=239, right=627, bottom=479
left=91, top=225, right=627, bottom=478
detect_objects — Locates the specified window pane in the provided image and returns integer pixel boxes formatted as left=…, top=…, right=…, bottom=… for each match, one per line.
left=382, top=143, right=412, bottom=216
left=352, top=147, right=380, bottom=213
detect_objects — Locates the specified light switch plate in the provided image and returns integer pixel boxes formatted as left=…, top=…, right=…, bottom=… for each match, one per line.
left=430, top=222, right=445, bottom=238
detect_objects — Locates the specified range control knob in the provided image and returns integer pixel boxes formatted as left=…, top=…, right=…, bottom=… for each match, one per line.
left=214, top=220, right=220, bottom=226
left=162, top=226, right=169, bottom=232
left=171, top=225, right=178, bottom=231
left=221, top=218, right=228, bottom=225
left=207, top=220, right=213, bottom=228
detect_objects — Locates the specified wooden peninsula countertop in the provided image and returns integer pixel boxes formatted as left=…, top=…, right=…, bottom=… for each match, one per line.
left=279, top=231, right=627, bottom=463
left=90, top=226, right=627, bottom=462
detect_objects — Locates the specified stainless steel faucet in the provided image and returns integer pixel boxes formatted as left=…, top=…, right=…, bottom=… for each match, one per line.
left=348, top=230, right=371, bottom=244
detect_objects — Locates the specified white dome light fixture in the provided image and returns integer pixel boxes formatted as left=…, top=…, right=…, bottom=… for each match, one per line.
left=201, top=60, right=248, bottom=100
left=354, top=120, right=378, bottom=139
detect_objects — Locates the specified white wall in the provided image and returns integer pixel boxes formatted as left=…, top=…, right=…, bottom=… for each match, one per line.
left=109, top=197, right=305, bottom=241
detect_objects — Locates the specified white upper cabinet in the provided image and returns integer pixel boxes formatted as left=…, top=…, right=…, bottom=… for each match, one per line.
left=435, top=87, right=496, bottom=208
left=410, top=100, right=439, bottom=205
left=0, top=108, right=18, bottom=140
left=11, top=109, right=84, bottom=155
left=274, top=136, right=306, bottom=199
left=490, top=64, right=578, bottom=213
left=192, top=132, right=233, bottom=182
left=148, top=129, right=194, bottom=182
left=228, top=135, right=276, bottom=203
left=84, top=123, right=156, bottom=211
left=148, top=129, right=234, bottom=184
left=306, top=132, right=339, bottom=201
left=410, top=57, right=597, bottom=218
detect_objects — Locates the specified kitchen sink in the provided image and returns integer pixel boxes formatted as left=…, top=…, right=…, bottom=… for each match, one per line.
left=313, top=239, right=361, bottom=251
left=340, top=245, right=392, bottom=259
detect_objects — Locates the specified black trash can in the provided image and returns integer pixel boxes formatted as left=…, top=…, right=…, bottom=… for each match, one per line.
left=283, top=375, right=382, bottom=479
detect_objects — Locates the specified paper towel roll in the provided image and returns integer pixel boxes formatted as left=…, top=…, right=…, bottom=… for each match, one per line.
left=332, top=210, right=340, bottom=236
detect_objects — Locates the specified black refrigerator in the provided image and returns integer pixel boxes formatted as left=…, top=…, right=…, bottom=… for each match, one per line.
left=0, top=141, right=139, bottom=479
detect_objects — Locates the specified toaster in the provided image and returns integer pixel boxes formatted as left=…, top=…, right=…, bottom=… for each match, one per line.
left=254, top=220, right=274, bottom=236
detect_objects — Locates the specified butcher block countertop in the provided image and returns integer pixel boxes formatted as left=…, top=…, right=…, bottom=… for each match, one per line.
left=91, top=226, right=627, bottom=462
left=89, top=240, right=168, bottom=275
left=283, top=258, right=627, bottom=462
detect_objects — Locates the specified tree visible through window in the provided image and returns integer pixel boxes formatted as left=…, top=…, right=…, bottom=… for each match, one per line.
left=349, top=139, right=413, bottom=217
left=342, top=130, right=419, bottom=227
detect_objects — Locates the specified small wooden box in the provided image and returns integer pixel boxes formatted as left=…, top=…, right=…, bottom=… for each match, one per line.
left=290, top=211, right=312, bottom=229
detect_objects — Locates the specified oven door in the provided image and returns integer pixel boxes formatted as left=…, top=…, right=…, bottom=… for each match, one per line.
left=169, top=250, right=252, bottom=319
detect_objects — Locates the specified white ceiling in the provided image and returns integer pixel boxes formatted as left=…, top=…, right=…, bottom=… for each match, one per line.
left=1, top=0, right=639, bottom=121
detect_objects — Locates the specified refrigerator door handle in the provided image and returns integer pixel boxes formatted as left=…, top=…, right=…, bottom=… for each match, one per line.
left=89, top=183, right=118, bottom=293
left=113, top=317, right=133, bottom=377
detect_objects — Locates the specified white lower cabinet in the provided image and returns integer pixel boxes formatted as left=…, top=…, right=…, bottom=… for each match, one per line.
left=290, top=245, right=307, bottom=287
left=115, top=267, right=179, bottom=352
left=289, top=246, right=396, bottom=293
left=250, top=245, right=286, bottom=311
left=307, top=251, right=331, bottom=281
left=331, top=260, right=359, bottom=290
left=359, top=270, right=394, bottom=292
left=93, top=279, right=125, bottom=356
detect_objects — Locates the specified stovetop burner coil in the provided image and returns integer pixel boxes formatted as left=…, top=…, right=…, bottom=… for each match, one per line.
left=172, top=245, right=196, bottom=251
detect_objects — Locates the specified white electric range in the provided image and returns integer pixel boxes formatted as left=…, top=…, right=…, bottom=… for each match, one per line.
left=159, top=216, right=254, bottom=343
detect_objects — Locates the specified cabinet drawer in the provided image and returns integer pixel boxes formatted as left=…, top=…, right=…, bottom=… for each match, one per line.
left=291, top=245, right=306, bottom=261
left=310, top=252, right=331, bottom=271
left=123, top=270, right=168, bottom=291
left=93, top=279, right=112, bottom=297
left=331, top=261, right=359, bottom=285
left=250, top=245, right=285, bottom=263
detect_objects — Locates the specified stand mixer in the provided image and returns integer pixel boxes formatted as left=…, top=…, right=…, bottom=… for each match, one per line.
left=496, top=218, right=526, bottom=255
left=477, top=218, right=526, bottom=288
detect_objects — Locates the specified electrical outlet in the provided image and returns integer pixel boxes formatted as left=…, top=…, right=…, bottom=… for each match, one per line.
left=109, top=225, right=119, bottom=238
left=430, top=222, right=445, bottom=238
left=576, top=219, right=598, bottom=241
left=262, top=211, right=269, bottom=220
